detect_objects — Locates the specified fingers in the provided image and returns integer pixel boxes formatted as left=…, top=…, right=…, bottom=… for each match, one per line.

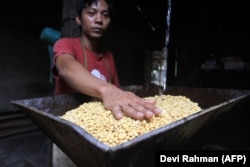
left=111, top=104, right=154, bottom=120
left=122, top=105, right=144, bottom=120
left=126, top=102, right=153, bottom=120
left=113, top=100, right=162, bottom=120
left=143, top=98, right=157, bottom=105
left=104, top=90, right=162, bottom=120
left=111, top=105, right=124, bottom=120
left=134, top=99, right=162, bottom=117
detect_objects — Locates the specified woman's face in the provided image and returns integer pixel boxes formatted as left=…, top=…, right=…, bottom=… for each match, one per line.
left=77, top=0, right=111, bottom=39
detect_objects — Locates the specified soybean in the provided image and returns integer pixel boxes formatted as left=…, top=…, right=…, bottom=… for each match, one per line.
left=61, top=95, right=201, bottom=147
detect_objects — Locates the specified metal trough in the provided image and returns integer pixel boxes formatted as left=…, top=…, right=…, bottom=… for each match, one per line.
left=12, top=86, right=250, bottom=167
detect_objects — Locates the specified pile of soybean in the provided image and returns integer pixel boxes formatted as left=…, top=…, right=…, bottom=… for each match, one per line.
left=61, top=95, right=201, bottom=147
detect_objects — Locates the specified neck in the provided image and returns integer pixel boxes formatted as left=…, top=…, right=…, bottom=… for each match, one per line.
left=81, top=36, right=102, bottom=53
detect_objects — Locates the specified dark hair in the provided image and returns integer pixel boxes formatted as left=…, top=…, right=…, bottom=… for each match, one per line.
left=76, top=0, right=114, bottom=17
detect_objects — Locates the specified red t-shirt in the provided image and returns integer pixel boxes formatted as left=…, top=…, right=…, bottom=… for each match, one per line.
left=52, top=37, right=120, bottom=95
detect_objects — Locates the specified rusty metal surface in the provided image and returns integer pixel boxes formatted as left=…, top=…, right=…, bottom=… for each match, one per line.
left=12, top=86, right=250, bottom=167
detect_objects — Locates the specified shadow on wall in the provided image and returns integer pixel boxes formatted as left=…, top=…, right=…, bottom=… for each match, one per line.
left=0, top=25, right=52, bottom=112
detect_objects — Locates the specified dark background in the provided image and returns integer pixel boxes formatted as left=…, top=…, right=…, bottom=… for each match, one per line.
left=1, top=0, right=250, bottom=92
left=1, top=0, right=250, bottom=166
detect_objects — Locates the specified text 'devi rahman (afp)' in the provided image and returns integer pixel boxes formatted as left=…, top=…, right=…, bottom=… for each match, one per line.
left=155, top=151, right=248, bottom=166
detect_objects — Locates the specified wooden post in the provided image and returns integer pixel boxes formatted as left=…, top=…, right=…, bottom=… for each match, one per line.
left=61, top=0, right=80, bottom=37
